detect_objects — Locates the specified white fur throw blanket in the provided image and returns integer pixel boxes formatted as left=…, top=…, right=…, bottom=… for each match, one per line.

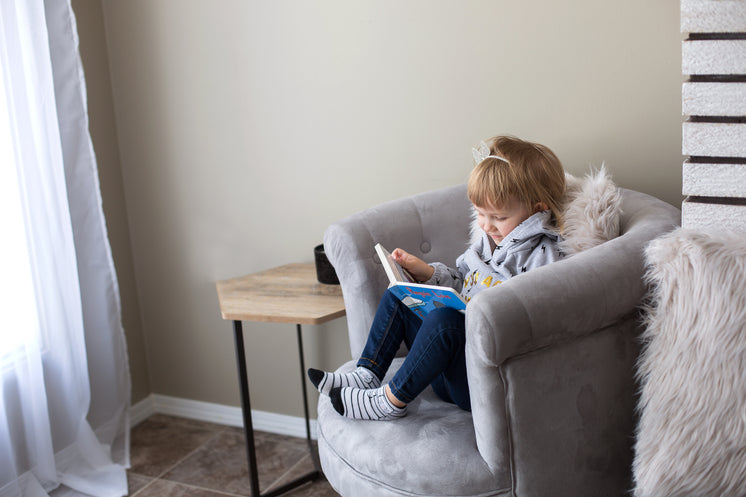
left=470, top=166, right=622, bottom=254
left=633, top=228, right=746, bottom=497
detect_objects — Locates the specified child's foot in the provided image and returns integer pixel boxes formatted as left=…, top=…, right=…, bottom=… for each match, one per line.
left=329, top=385, right=407, bottom=421
left=307, top=366, right=381, bottom=395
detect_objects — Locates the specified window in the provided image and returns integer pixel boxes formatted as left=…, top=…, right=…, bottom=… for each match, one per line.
left=0, top=59, right=41, bottom=365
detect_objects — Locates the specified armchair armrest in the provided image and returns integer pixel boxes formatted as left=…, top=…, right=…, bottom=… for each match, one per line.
left=465, top=189, right=680, bottom=480
left=324, top=184, right=473, bottom=358
left=467, top=189, right=680, bottom=365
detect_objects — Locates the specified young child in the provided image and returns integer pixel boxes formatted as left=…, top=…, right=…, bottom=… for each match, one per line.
left=308, top=135, right=566, bottom=421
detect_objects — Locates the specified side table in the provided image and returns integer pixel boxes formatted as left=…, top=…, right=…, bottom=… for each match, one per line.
left=216, top=263, right=345, bottom=497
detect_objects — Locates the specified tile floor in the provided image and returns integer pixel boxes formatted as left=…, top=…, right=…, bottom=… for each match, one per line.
left=127, top=414, right=339, bottom=497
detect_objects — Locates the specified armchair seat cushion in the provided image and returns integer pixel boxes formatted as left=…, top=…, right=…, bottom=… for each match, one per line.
left=317, top=359, right=509, bottom=497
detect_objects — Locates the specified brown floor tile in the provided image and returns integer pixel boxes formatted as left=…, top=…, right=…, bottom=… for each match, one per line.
left=129, top=414, right=224, bottom=478
left=128, top=415, right=339, bottom=496
left=282, top=479, right=340, bottom=497
left=254, top=430, right=311, bottom=451
left=127, top=473, right=154, bottom=495
left=264, top=452, right=320, bottom=494
left=162, top=429, right=308, bottom=495
left=132, top=479, right=240, bottom=497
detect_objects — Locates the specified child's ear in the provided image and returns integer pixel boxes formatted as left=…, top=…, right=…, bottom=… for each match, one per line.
left=533, top=202, right=549, bottom=213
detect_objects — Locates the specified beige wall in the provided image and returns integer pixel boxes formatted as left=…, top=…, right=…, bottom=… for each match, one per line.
left=74, top=0, right=682, bottom=417
left=72, top=0, right=152, bottom=404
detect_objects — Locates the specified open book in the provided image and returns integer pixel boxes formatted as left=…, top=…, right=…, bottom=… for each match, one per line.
left=375, top=244, right=467, bottom=319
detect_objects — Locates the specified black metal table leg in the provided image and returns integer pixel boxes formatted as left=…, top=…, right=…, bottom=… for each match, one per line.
left=296, top=324, right=322, bottom=473
left=232, top=320, right=322, bottom=497
left=232, top=320, right=261, bottom=497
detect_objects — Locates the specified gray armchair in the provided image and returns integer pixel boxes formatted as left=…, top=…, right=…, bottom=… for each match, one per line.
left=317, top=184, right=680, bottom=497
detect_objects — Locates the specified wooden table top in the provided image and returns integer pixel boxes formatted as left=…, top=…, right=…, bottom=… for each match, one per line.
left=216, top=263, right=346, bottom=325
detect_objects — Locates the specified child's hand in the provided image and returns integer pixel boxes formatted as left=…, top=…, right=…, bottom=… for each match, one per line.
left=392, top=249, right=435, bottom=283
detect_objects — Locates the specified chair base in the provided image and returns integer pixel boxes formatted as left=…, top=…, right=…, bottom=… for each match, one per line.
left=316, top=359, right=510, bottom=497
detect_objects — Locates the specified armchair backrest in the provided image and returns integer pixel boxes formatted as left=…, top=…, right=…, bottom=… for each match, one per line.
left=323, top=184, right=472, bottom=358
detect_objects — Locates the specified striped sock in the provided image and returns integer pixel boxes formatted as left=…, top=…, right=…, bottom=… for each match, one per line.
left=307, top=366, right=381, bottom=395
left=329, top=385, right=407, bottom=421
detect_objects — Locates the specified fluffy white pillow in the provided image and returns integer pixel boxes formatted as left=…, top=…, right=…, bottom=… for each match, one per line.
left=558, top=165, right=622, bottom=255
left=633, top=228, right=746, bottom=497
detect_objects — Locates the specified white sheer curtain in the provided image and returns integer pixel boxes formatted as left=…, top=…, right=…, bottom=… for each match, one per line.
left=0, top=0, right=130, bottom=496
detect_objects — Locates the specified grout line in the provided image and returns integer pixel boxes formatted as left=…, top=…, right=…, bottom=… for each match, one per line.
left=129, top=477, right=157, bottom=497
left=131, top=476, right=248, bottom=497
left=153, top=430, right=225, bottom=481
left=263, top=453, right=312, bottom=494
left=161, top=480, right=248, bottom=497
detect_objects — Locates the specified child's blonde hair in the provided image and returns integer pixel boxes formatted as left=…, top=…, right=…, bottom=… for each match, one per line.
left=468, top=135, right=566, bottom=229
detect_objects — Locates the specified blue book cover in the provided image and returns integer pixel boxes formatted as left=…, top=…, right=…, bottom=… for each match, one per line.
left=387, top=282, right=467, bottom=319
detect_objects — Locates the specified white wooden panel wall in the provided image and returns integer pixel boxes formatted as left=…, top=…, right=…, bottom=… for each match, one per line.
left=681, top=0, right=746, bottom=233
left=681, top=0, right=746, bottom=33
left=682, top=82, right=746, bottom=115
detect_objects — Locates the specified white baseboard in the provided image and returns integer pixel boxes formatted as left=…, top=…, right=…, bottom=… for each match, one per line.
left=129, top=394, right=318, bottom=440
left=130, top=395, right=156, bottom=426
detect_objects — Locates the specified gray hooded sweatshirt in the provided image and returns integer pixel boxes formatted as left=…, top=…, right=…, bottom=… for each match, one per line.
left=425, top=210, right=563, bottom=302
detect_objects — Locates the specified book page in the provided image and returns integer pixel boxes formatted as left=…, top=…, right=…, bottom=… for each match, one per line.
left=375, top=244, right=415, bottom=284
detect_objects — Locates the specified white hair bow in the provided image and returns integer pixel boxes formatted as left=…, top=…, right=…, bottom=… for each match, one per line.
left=472, top=140, right=509, bottom=166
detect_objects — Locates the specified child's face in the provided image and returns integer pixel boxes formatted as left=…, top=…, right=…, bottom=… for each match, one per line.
left=475, top=196, right=535, bottom=246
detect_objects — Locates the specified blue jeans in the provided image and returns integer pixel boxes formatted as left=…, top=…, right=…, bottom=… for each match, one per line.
left=356, top=289, right=470, bottom=411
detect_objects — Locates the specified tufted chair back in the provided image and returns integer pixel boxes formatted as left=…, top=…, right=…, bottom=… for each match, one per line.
left=323, top=184, right=472, bottom=358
